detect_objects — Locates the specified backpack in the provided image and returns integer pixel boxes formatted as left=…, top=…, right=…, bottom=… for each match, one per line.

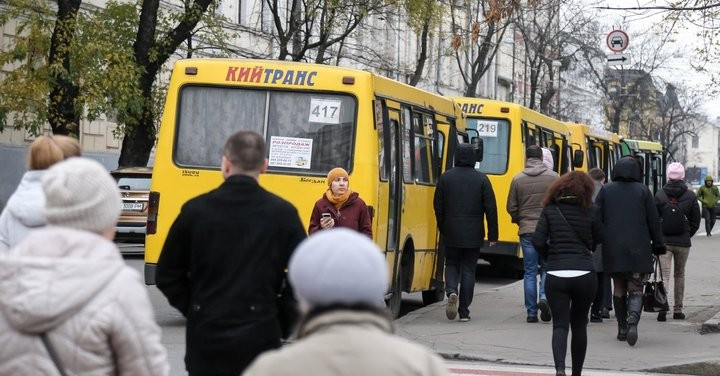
left=659, top=191, right=687, bottom=235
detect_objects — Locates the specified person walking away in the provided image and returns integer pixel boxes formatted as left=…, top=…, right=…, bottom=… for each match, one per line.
left=243, top=228, right=450, bottom=376
left=542, top=147, right=555, bottom=171
left=595, top=156, right=665, bottom=346
left=0, top=136, right=65, bottom=253
left=508, top=145, right=559, bottom=323
left=533, top=171, right=603, bottom=376
left=655, top=163, right=700, bottom=321
left=0, top=158, right=169, bottom=375
left=307, top=167, right=372, bottom=237
left=588, top=168, right=609, bottom=322
left=434, top=143, right=498, bottom=322
left=696, top=175, right=719, bottom=236
left=156, top=131, right=307, bottom=376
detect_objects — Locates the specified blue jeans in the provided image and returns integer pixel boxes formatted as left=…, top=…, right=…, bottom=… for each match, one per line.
left=445, top=246, right=480, bottom=318
left=520, top=234, right=547, bottom=316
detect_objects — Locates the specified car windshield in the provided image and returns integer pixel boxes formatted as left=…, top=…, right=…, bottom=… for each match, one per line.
left=175, top=86, right=357, bottom=175
left=115, top=176, right=151, bottom=191
left=466, top=117, right=510, bottom=174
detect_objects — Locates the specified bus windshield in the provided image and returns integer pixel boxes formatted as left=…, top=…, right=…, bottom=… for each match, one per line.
left=174, top=86, right=357, bottom=174
left=466, top=117, right=510, bottom=174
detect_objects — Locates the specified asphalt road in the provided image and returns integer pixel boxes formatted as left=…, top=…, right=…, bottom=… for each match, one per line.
left=119, top=244, right=517, bottom=374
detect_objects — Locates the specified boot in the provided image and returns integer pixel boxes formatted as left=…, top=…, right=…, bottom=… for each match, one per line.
left=626, top=291, right=644, bottom=346
left=613, top=295, right=628, bottom=341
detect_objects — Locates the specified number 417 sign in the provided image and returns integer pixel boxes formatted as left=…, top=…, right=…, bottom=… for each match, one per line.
left=309, top=98, right=341, bottom=124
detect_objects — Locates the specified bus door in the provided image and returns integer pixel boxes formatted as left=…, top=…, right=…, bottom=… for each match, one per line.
left=379, top=101, right=402, bottom=276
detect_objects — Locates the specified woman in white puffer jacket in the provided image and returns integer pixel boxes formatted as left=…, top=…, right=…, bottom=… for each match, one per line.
left=0, top=158, right=169, bottom=376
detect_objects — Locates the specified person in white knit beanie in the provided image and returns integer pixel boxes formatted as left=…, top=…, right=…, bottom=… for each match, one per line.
left=43, top=157, right=122, bottom=235
left=0, top=157, right=169, bottom=376
left=243, top=228, right=450, bottom=376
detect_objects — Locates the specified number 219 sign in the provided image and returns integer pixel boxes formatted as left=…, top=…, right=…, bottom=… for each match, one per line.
left=309, top=98, right=341, bottom=124
left=476, top=120, right=498, bottom=138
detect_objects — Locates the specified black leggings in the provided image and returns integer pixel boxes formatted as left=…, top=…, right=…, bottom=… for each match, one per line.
left=546, top=273, right=597, bottom=376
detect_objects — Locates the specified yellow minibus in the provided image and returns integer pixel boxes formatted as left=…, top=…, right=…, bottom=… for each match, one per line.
left=567, top=122, right=622, bottom=177
left=144, top=59, right=467, bottom=317
left=621, top=139, right=666, bottom=194
left=452, top=98, right=580, bottom=272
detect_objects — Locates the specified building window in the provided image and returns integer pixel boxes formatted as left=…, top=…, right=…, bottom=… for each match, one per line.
left=692, top=135, right=699, bottom=148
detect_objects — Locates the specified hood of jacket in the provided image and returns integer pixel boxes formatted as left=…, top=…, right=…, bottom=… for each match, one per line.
left=454, top=144, right=477, bottom=167
left=0, top=227, right=124, bottom=334
left=706, top=175, right=714, bottom=182
left=611, top=157, right=642, bottom=182
left=5, top=170, right=47, bottom=228
left=522, top=158, right=549, bottom=176
left=663, top=180, right=688, bottom=198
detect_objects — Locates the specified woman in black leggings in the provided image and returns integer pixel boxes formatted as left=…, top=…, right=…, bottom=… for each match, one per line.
left=533, top=171, right=603, bottom=376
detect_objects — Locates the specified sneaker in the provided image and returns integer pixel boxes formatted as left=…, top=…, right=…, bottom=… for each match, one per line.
left=673, top=312, right=686, bottom=320
left=459, top=316, right=471, bottom=322
left=601, top=307, right=610, bottom=319
left=539, top=299, right=552, bottom=322
left=446, top=293, right=458, bottom=320
left=527, top=315, right=539, bottom=323
left=657, top=312, right=666, bottom=322
left=590, top=312, right=603, bottom=323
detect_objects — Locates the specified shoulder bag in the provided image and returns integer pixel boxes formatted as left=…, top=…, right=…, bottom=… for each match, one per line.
left=555, top=206, right=592, bottom=254
left=643, top=259, right=670, bottom=313
left=40, top=332, right=70, bottom=376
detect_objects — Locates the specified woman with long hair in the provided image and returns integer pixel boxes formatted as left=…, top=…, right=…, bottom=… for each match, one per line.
left=533, top=171, right=603, bottom=376
left=308, top=167, right=372, bottom=238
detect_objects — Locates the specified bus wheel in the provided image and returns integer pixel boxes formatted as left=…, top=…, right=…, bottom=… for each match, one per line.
left=421, top=287, right=445, bottom=306
left=386, top=266, right=402, bottom=319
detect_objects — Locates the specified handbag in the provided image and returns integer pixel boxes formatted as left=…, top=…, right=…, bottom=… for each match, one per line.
left=643, top=258, right=670, bottom=313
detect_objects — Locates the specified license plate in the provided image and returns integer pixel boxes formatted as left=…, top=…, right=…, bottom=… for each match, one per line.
left=123, top=203, right=144, bottom=211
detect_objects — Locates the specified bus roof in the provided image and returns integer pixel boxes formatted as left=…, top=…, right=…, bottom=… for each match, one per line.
left=451, top=97, right=569, bottom=135
left=623, top=139, right=664, bottom=152
left=566, top=122, right=619, bottom=143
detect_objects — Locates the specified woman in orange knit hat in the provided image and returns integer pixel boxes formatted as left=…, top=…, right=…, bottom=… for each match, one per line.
left=308, top=167, right=372, bottom=238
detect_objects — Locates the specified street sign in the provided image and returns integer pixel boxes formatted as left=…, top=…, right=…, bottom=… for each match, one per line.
left=606, top=30, right=629, bottom=53
left=607, top=53, right=630, bottom=66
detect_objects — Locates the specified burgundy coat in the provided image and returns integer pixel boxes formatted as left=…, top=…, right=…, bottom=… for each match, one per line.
left=308, top=192, right=372, bottom=238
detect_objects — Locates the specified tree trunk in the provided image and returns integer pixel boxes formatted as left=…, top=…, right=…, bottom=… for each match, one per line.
left=47, top=0, right=82, bottom=137
left=408, top=19, right=430, bottom=87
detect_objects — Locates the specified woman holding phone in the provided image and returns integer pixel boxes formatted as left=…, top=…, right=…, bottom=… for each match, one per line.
left=308, top=167, right=372, bottom=238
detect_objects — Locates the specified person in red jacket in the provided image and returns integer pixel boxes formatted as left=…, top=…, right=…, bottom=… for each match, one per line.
left=308, top=167, right=372, bottom=238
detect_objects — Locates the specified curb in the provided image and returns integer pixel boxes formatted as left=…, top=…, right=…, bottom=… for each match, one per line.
left=701, top=311, right=720, bottom=334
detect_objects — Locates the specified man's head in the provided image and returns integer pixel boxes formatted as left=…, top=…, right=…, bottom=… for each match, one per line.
left=526, top=145, right=542, bottom=161
left=289, top=228, right=388, bottom=312
left=222, top=131, right=267, bottom=179
left=588, top=168, right=606, bottom=184
left=706, top=175, right=714, bottom=186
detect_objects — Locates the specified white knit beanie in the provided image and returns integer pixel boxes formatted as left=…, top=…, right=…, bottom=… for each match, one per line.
left=289, top=228, right=388, bottom=310
left=42, top=158, right=122, bottom=233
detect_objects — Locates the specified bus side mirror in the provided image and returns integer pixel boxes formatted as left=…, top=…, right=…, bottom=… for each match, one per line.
left=573, top=149, right=584, bottom=168
left=472, top=137, right=484, bottom=162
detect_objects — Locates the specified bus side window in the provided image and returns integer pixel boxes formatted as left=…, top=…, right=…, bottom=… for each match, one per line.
left=522, top=122, right=537, bottom=147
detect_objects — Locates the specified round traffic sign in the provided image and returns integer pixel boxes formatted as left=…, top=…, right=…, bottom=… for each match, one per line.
left=606, top=30, right=629, bottom=53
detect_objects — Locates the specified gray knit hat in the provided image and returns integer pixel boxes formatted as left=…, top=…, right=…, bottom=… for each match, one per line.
left=289, top=228, right=388, bottom=310
left=42, top=158, right=122, bottom=233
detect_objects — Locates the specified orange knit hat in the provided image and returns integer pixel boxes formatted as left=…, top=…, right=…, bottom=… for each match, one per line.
left=327, top=167, right=349, bottom=187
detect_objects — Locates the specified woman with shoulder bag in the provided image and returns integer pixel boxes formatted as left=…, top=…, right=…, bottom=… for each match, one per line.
left=533, top=171, right=603, bottom=376
left=654, top=163, right=701, bottom=321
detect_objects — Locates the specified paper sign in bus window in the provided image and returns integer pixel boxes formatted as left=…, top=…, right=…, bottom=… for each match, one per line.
left=476, top=120, right=499, bottom=138
left=309, top=98, right=342, bottom=124
left=269, top=136, right=313, bottom=169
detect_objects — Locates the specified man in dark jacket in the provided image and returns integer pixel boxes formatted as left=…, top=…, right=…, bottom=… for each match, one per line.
left=595, top=156, right=664, bottom=347
left=156, top=131, right=306, bottom=375
left=654, top=162, right=701, bottom=322
left=507, top=145, right=558, bottom=323
left=434, top=143, right=498, bottom=322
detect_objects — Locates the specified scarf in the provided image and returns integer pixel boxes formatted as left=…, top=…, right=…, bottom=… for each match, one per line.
left=325, top=189, right=352, bottom=210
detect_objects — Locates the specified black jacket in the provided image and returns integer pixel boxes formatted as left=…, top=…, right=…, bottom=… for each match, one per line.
left=156, top=175, right=306, bottom=374
left=655, top=180, right=701, bottom=247
left=595, top=157, right=663, bottom=273
left=532, top=198, right=603, bottom=271
left=434, top=144, right=498, bottom=248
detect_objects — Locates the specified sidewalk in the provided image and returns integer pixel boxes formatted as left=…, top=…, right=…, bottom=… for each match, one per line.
left=395, top=232, right=720, bottom=375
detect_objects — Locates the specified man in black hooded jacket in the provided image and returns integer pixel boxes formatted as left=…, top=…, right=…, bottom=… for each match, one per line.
left=595, top=156, right=664, bottom=347
left=434, top=143, right=498, bottom=322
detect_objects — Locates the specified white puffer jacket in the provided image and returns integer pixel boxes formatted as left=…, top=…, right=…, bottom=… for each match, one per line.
left=0, top=227, right=169, bottom=376
left=0, top=170, right=47, bottom=253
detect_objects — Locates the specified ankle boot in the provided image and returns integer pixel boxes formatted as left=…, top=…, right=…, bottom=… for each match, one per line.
left=626, top=291, right=644, bottom=346
left=613, top=295, right=628, bottom=341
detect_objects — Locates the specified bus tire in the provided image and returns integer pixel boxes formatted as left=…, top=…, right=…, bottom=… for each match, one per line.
left=386, top=264, right=403, bottom=319
left=422, top=287, right=445, bottom=306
